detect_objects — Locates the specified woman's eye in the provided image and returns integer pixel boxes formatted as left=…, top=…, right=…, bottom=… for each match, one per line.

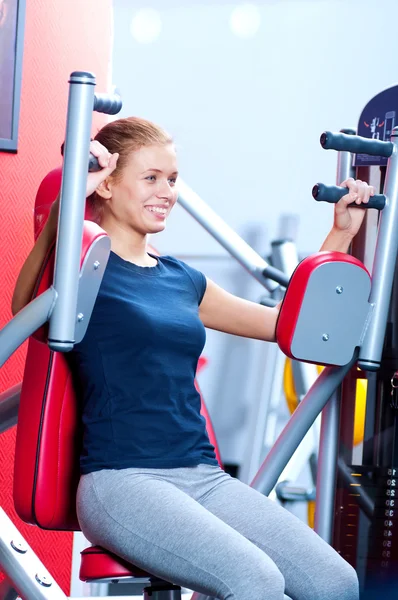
left=168, top=177, right=177, bottom=186
left=146, top=175, right=156, bottom=182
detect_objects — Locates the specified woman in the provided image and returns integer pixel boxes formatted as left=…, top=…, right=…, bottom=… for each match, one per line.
left=12, top=117, right=374, bottom=600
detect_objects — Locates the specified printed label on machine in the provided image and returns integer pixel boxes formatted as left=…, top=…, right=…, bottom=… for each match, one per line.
left=354, top=84, right=398, bottom=167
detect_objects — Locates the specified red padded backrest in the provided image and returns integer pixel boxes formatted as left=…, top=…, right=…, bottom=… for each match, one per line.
left=14, top=163, right=108, bottom=529
left=14, top=340, right=81, bottom=529
left=14, top=221, right=110, bottom=530
left=34, top=166, right=97, bottom=240
left=14, top=170, right=222, bottom=532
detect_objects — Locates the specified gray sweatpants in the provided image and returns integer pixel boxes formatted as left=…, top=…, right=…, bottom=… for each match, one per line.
left=77, top=464, right=358, bottom=600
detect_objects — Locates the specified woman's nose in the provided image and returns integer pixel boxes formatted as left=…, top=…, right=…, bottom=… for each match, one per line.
left=158, top=179, right=174, bottom=199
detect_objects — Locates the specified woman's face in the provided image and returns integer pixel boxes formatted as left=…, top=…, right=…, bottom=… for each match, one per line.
left=104, top=143, right=179, bottom=235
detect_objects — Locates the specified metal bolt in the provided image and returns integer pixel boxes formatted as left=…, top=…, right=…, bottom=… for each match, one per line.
left=77, top=313, right=84, bottom=322
left=336, top=286, right=343, bottom=294
left=322, top=333, right=329, bottom=341
left=35, top=574, right=52, bottom=588
left=10, top=540, right=27, bottom=554
left=93, top=261, right=100, bottom=270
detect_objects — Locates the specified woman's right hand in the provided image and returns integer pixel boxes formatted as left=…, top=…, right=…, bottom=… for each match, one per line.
left=12, top=142, right=119, bottom=315
left=85, top=140, right=119, bottom=197
left=46, top=141, right=119, bottom=237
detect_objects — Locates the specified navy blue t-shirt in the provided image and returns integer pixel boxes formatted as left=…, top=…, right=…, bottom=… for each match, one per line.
left=71, top=251, right=218, bottom=474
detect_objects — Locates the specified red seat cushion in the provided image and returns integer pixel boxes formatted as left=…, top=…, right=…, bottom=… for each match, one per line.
left=80, top=546, right=153, bottom=581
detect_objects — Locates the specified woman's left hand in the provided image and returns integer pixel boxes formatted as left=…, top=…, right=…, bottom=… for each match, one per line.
left=333, top=178, right=376, bottom=237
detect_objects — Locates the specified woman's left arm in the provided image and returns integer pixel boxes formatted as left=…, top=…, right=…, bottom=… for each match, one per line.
left=199, top=177, right=375, bottom=342
left=199, top=281, right=279, bottom=342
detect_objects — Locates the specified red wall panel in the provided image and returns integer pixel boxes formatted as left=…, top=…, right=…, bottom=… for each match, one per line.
left=0, top=0, right=113, bottom=593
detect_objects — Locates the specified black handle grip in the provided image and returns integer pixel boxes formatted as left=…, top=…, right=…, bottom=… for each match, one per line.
left=60, top=142, right=103, bottom=173
left=320, top=131, right=393, bottom=158
left=93, top=92, right=122, bottom=115
left=312, top=183, right=386, bottom=210
left=88, top=154, right=102, bottom=172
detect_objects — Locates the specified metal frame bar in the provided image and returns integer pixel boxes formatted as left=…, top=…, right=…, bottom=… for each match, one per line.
left=239, top=325, right=286, bottom=484
left=239, top=238, right=321, bottom=487
left=0, top=288, right=56, bottom=369
left=251, top=356, right=357, bottom=495
left=239, top=238, right=297, bottom=483
left=177, top=179, right=286, bottom=291
left=359, top=127, right=398, bottom=369
left=48, top=72, right=96, bottom=352
left=313, top=130, right=357, bottom=541
left=313, top=388, right=341, bottom=542
left=0, top=508, right=67, bottom=600
left=0, top=383, right=21, bottom=434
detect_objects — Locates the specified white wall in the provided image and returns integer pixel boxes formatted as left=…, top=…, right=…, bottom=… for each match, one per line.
left=112, top=0, right=398, bottom=467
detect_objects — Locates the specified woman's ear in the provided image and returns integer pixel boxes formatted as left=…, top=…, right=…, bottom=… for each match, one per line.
left=95, top=178, right=113, bottom=199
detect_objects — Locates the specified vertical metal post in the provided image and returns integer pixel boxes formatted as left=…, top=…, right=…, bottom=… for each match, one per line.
left=239, top=340, right=285, bottom=483
left=270, top=240, right=299, bottom=277
left=314, top=388, right=341, bottom=542
left=274, top=238, right=321, bottom=500
left=48, top=72, right=96, bottom=351
left=239, top=239, right=298, bottom=483
left=336, top=128, right=356, bottom=184
left=359, top=127, right=398, bottom=370
left=314, top=129, right=356, bottom=542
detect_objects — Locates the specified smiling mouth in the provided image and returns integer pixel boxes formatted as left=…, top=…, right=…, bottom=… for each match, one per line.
left=146, top=206, right=167, bottom=214
left=145, top=206, right=168, bottom=219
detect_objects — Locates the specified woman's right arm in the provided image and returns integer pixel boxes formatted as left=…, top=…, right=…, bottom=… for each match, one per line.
left=11, top=142, right=118, bottom=316
left=11, top=204, right=58, bottom=315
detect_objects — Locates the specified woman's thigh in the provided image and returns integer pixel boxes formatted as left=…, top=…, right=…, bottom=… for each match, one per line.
left=199, top=473, right=359, bottom=600
left=77, top=469, right=285, bottom=600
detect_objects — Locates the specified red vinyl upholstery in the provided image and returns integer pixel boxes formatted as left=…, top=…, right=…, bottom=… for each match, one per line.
left=80, top=546, right=150, bottom=581
left=33, top=167, right=95, bottom=240
left=13, top=167, right=221, bottom=581
left=13, top=221, right=109, bottom=530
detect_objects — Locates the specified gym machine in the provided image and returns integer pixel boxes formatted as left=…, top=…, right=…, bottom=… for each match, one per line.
left=0, top=72, right=396, bottom=600
left=328, top=86, right=398, bottom=599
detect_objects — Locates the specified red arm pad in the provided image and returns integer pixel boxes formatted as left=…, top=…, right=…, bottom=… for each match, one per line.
left=276, top=252, right=371, bottom=366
